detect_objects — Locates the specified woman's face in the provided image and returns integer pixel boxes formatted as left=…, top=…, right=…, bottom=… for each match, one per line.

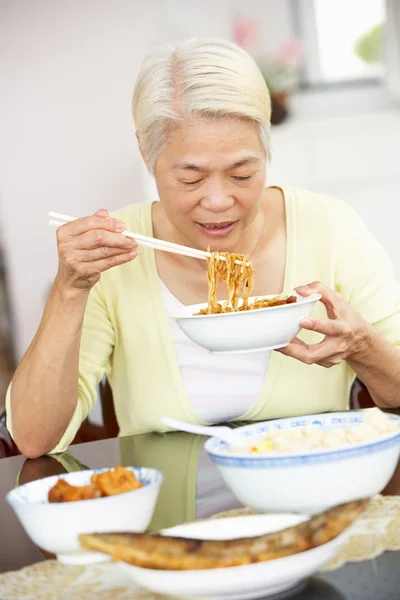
left=153, top=116, right=267, bottom=251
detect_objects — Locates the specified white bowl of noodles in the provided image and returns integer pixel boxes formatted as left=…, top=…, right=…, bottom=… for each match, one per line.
left=170, top=292, right=321, bottom=354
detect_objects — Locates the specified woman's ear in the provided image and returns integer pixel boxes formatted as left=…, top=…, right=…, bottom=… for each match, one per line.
left=135, top=131, right=148, bottom=167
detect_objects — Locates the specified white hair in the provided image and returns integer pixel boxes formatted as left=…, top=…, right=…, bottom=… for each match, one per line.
left=132, top=37, right=271, bottom=174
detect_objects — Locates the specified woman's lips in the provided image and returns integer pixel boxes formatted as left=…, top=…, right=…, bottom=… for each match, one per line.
left=195, top=221, right=237, bottom=237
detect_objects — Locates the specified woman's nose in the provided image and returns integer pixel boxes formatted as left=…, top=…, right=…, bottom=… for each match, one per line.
left=199, top=183, right=235, bottom=213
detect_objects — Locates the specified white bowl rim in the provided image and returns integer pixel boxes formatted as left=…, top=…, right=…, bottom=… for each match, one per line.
left=204, top=411, right=400, bottom=459
left=161, top=512, right=309, bottom=538
left=169, top=293, right=322, bottom=320
left=6, top=466, right=163, bottom=508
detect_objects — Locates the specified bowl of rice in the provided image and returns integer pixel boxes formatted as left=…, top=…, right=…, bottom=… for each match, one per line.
left=205, top=408, right=400, bottom=514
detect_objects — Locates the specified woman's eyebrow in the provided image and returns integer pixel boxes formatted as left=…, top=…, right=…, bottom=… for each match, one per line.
left=172, top=162, right=205, bottom=171
left=230, top=157, right=260, bottom=168
left=172, top=156, right=260, bottom=170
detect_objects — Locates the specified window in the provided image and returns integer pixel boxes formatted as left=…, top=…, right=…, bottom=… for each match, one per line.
left=294, top=0, right=385, bottom=85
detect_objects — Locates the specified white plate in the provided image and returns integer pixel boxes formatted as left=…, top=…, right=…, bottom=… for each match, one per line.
left=119, top=513, right=346, bottom=600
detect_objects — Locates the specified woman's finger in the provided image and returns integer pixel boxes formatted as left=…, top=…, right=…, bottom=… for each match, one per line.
left=295, top=281, right=331, bottom=299
left=279, top=341, right=311, bottom=362
left=73, top=245, right=139, bottom=263
left=300, top=317, right=352, bottom=338
left=278, top=337, right=308, bottom=355
left=71, top=229, right=137, bottom=251
left=57, top=215, right=127, bottom=239
left=276, top=337, right=307, bottom=354
left=295, top=281, right=340, bottom=319
left=279, top=342, right=320, bottom=364
left=77, top=249, right=139, bottom=277
left=94, top=209, right=109, bottom=218
left=280, top=337, right=339, bottom=365
left=281, top=337, right=306, bottom=348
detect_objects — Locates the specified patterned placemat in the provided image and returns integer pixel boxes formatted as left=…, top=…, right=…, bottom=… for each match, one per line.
left=0, top=561, right=161, bottom=600
left=1, top=495, right=399, bottom=599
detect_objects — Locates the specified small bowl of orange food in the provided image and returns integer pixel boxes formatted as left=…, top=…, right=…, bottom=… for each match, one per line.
left=6, top=465, right=163, bottom=565
left=170, top=250, right=321, bottom=354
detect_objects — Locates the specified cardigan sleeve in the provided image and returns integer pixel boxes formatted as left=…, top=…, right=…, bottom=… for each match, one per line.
left=332, top=200, right=400, bottom=348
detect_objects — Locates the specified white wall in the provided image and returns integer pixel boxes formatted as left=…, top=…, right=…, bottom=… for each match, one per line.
left=0, top=0, right=154, bottom=358
left=0, top=0, right=294, bottom=359
left=267, top=86, right=400, bottom=279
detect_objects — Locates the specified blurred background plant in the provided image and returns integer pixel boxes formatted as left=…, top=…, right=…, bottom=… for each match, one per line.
left=232, top=15, right=304, bottom=124
left=354, top=23, right=384, bottom=64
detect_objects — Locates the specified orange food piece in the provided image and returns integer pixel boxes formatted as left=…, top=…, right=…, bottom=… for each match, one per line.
left=47, top=466, right=142, bottom=503
left=48, top=479, right=102, bottom=503
left=91, top=466, right=142, bottom=496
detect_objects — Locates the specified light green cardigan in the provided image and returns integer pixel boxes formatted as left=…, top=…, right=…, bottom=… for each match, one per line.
left=7, top=187, right=400, bottom=453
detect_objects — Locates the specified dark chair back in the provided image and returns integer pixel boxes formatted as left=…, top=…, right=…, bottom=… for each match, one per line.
left=71, top=379, right=119, bottom=444
left=349, top=378, right=375, bottom=410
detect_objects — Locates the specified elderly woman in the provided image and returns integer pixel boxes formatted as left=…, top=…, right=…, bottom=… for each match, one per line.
left=7, top=38, right=400, bottom=458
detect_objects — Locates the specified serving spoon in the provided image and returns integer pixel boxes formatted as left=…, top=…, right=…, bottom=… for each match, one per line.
left=160, top=416, right=247, bottom=449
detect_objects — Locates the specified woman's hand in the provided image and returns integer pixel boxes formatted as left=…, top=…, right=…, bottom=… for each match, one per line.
left=55, top=209, right=138, bottom=293
left=279, top=281, right=372, bottom=368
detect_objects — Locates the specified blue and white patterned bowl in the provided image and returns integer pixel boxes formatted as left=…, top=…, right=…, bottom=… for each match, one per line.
left=6, top=466, right=163, bottom=564
left=205, top=412, right=400, bottom=514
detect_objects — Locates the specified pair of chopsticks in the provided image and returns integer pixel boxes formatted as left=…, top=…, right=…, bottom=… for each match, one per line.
left=48, top=212, right=246, bottom=265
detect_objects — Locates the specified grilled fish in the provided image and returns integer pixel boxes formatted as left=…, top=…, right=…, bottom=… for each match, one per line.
left=79, top=498, right=369, bottom=570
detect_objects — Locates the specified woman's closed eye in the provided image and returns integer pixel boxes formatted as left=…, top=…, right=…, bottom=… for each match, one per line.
left=180, top=174, right=254, bottom=186
left=181, top=179, right=203, bottom=186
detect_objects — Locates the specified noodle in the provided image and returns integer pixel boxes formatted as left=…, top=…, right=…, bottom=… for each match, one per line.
left=195, top=249, right=297, bottom=315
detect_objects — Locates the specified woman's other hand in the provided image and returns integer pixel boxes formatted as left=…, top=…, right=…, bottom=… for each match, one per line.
left=278, top=281, right=372, bottom=368
left=56, top=209, right=138, bottom=293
